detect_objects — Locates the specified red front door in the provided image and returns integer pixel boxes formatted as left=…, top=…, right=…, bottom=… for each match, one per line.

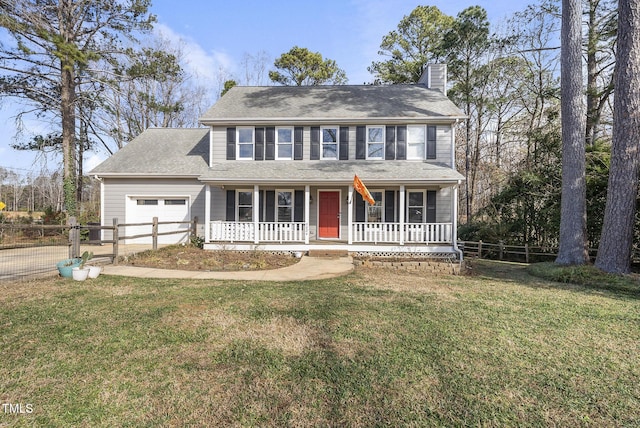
left=318, top=191, right=340, bottom=239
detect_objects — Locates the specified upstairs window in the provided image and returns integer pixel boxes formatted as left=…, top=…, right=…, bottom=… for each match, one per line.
left=367, top=126, right=384, bottom=159
left=407, top=126, right=425, bottom=160
left=237, top=128, right=254, bottom=160
left=321, top=127, right=338, bottom=159
left=276, top=127, right=293, bottom=160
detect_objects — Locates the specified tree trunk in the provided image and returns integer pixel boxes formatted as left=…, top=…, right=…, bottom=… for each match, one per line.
left=61, top=60, right=77, bottom=216
left=556, top=0, right=590, bottom=265
left=595, top=0, right=640, bottom=274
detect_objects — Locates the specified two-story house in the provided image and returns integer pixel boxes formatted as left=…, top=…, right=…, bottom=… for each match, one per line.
left=91, top=64, right=466, bottom=259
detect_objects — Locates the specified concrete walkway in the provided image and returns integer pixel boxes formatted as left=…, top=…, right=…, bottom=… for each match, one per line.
left=102, top=255, right=354, bottom=281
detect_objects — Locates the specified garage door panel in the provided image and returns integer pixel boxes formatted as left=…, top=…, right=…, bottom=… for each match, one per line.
left=126, top=197, right=189, bottom=244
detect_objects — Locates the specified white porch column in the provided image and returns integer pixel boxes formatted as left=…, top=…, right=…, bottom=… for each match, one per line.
left=347, top=185, right=353, bottom=245
left=304, top=185, right=310, bottom=244
left=452, top=183, right=459, bottom=245
left=204, top=184, right=211, bottom=243
left=253, top=184, right=259, bottom=244
left=399, top=185, right=405, bottom=245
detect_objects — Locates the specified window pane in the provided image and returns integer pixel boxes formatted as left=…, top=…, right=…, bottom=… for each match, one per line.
left=278, top=191, right=291, bottom=206
left=238, top=144, right=253, bottom=158
left=367, top=192, right=383, bottom=223
left=278, top=207, right=292, bottom=222
left=409, top=208, right=423, bottom=223
left=407, top=143, right=425, bottom=159
left=409, top=192, right=423, bottom=206
left=238, top=191, right=252, bottom=205
left=368, top=127, right=383, bottom=143
left=323, top=143, right=337, bottom=158
left=322, top=128, right=337, bottom=143
left=277, top=144, right=292, bottom=159
left=238, top=128, right=253, bottom=143
left=137, top=199, right=158, bottom=205
left=408, top=126, right=425, bottom=143
left=164, top=199, right=186, bottom=205
left=238, top=207, right=252, bottom=222
left=277, top=128, right=292, bottom=142
left=368, top=143, right=384, bottom=158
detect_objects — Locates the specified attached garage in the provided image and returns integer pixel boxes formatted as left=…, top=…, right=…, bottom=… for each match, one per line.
left=125, top=196, right=191, bottom=244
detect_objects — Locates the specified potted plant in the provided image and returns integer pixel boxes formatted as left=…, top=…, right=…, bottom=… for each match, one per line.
left=56, top=258, right=81, bottom=278
left=72, top=251, right=93, bottom=281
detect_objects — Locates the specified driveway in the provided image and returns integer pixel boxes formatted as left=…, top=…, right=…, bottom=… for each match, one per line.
left=0, top=244, right=157, bottom=282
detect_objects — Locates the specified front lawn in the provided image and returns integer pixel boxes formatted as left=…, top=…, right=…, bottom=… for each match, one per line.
left=0, top=261, right=638, bottom=426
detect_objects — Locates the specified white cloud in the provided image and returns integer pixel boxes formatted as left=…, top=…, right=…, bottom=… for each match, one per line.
left=152, top=23, right=236, bottom=89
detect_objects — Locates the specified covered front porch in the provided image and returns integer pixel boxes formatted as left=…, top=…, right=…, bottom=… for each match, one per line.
left=199, top=160, right=464, bottom=256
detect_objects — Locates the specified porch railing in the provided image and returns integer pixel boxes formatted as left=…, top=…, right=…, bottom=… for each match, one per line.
left=210, top=221, right=307, bottom=243
left=352, top=222, right=452, bottom=244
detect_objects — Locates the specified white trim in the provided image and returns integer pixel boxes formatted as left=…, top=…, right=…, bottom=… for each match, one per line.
left=406, top=125, right=426, bottom=160
left=320, top=126, right=339, bottom=160
left=237, top=127, right=254, bottom=160
left=253, top=185, right=259, bottom=244
left=304, top=185, right=310, bottom=244
left=204, top=184, right=211, bottom=243
left=100, top=180, right=105, bottom=241
left=317, top=189, right=342, bottom=240
left=399, top=185, right=405, bottom=245
left=365, top=125, right=385, bottom=160
left=276, top=189, right=294, bottom=222
left=209, top=126, right=214, bottom=165
left=275, top=126, right=294, bottom=160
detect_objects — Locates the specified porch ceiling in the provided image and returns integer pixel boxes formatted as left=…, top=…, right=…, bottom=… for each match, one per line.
left=199, top=160, right=464, bottom=186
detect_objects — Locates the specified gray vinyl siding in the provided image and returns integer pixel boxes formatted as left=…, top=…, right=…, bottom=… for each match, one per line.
left=209, top=125, right=453, bottom=164
left=436, top=126, right=452, bottom=166
left=101, top=178, right=206, bottom=240
left=428, top=64, right=447, bottom=94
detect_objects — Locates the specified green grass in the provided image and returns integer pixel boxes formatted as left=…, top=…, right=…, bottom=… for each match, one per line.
left=0, top=260, right=639, bottom=426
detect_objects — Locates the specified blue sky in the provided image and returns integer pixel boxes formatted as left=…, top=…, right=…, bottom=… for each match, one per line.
left=0, top=0, right=524, bottom=177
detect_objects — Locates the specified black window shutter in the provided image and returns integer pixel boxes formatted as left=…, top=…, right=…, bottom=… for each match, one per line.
left=265, top=191, right=275, bottom=222
left=355, top=192, right=365, bottom=222
left=356, top=126, right=366, bottom=159
left=426, top=190, right=437, bottom=223
left=310, top=127, right=320, bottom=160
left=226, top=190, right=235, bottom=221
left=265, top=127, right=275, bottom=160
left=396, top=126, right=406, bottom=160
left=385, top=190, right=395, bottom=222
left=255, top=128, right=265, bottom=161
left=294, top=127, right=304, bottom=160
left=226, top=127, right=236, bottom=160
left=427, top=126, right=437, bottom=159
left=385, top=126, right=395, bottom=160
left=339, top=126, right=349, bottom=160
left=294, top=190, right=304, bottom=222
left=259, top=190, right=264, bottom=222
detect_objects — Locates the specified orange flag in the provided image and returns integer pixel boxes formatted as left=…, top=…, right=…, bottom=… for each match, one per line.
left=353, top=174, right=375, bottom=205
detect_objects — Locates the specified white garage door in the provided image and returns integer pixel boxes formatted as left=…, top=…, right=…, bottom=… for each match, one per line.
left=125, top=197, right=190, bottom=244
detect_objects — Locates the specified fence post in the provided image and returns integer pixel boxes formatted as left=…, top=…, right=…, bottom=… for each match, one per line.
left=478, top=240, right=483, bottom=259
left=499, top=240, right=504, bottom=260
left=152, top=217, right=158, bottom=250
left=525, top=243, right=529, bottom=263
left=192, top=216, right=198, bottom=240
left=112, top=217, right=119, bottom=265
left=69, top=216, right=80, bottom=259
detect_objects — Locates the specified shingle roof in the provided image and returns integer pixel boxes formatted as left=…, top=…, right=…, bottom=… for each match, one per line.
left=200, top=85, right=465, bottom=125
left=89, top=128, right=209, bottom=176
left=199, top=160, right=464, bottom=185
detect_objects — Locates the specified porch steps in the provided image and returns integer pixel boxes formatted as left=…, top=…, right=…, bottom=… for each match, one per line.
left=307, top=249, right=350, bottom=258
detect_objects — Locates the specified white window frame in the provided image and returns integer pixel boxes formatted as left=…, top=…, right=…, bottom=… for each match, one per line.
left=366, top=126, right=385, bottom=160
left=407, top=190, right=425, bottom=223
left=276, top=127, right=294, bottom=160
left=237, top=189, right=253, bottom=222
left=407, top=125, right=426, bottom=160
left=321, top=126, right=339, bottom=160
left=366, top=190, right=384, bottom=223
left=276, top=189, right=294, bottom=222
left=237, top=127, right=254, bottom=160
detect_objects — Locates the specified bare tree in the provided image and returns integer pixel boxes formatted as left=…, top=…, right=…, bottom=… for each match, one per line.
left=595, top=0, right=640, bottom=273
